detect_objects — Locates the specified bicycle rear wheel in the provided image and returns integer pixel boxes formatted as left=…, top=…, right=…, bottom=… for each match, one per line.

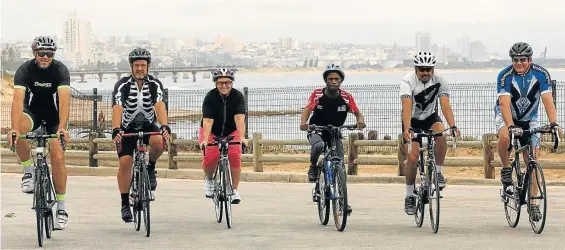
left=34, top=171, right=45, bottom=247
left=223, top=162, right=233, bottom=229
left=316, top=167, right=330, bottom=225
left=528, top=161, right=546, bottom=234
left=428, top=163, right=440, bottom=233
left=414, top=183, right=425, bottom=227
left=503, top=162, right=521, bottom=228
left=332, top=164, right=348, bottom=231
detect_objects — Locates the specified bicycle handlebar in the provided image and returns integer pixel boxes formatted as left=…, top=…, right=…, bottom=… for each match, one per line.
left=201, top=135, right=241, bottom=156
left=121, top=131, right=162, bottom=138
left=407, top=128, right=456, bottom=155
left=10, top=131, right=66, bottom=152
left=507, top=124, right=561, bottom=153
left=307, top=124, right=359, bottom=132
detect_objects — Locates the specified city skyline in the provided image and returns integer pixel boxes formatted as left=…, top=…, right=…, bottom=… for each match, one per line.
left=2, top=0, right=565, bottom=57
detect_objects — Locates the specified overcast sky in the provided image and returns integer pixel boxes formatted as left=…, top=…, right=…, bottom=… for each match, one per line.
left=2, top=0, right=565, bottom=57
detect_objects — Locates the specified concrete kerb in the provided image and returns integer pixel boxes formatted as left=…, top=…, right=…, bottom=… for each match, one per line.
left=2, top=164, right=565, bottom=186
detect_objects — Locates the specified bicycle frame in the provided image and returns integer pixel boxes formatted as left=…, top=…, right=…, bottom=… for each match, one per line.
left=11, top=121, right=64, bottom=247
left=310, top=125, right=356, bottom=198
left=506, top=126, right=560, bottom=205
left=321, top=129, right=344, bottom=199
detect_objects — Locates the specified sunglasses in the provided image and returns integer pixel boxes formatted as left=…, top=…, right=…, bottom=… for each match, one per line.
left=512, top=57, right=529, bottom=63
left=417, top=67, right=433, bottom=72
left=37, top=51, right=55, bottom=58
left=216, top=81, right=232, bottom=86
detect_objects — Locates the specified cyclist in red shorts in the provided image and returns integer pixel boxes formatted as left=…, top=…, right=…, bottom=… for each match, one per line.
left=198, top=68, right=248, bottom=204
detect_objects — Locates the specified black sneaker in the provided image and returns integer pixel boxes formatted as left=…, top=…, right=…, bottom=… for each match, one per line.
left=404, top=196, right=416, bottom=215
left=530, top=204, right=542, bottom=222
left=307, top=165, right=318, bottom=182
left=437, top=173, right=446, bottom=190
left=121, top=205, right=133, bottom=223
left=501, top=168, right=513, bottom=186
left=149, top=170, right=157, bottom=191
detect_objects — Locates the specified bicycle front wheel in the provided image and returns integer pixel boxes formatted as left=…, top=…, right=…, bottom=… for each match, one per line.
left=214, top=167, right=223, bottom=223
left=34, top=172, right=45, bottom=247
left=223, top=162, right=233, bottom=229
left=142, top=168, right=151, bottom=237
left=528, top=161, right=547, bottom=234
left=428, top=163, right=440, bottom=233
left=332, top=164, right=348, bottom=231
left=317, top=167, right=330, bottom=225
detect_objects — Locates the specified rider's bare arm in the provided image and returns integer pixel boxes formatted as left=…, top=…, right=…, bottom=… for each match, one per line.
left=57, top=87, right=71, bottom=130
left=400, top=79, right=413, bottom=131
left=439, top=96, right=455, bottom=127
left=11, top=89, right=25, bottom=131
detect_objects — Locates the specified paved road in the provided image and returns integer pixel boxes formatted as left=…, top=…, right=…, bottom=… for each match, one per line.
left=1, top=173, right=564, bottom=250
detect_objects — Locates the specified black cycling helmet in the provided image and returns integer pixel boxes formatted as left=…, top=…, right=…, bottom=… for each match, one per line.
left=509, top=42, right=533, bottom=57
left=128, top=48, right=151, bottom=64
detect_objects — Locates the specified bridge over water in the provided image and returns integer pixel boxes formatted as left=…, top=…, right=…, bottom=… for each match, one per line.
left=69, top=66, right=240, bottom=83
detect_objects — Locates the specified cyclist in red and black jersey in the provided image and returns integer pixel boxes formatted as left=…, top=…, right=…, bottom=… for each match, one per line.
left=300, top=64, right=366, bottom=181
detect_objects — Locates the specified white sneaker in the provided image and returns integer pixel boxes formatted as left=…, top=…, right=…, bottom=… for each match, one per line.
left=204, top=178, right=215, bottom=198
left=232, top=189, right=241, bottom=204
left=21, top=170, right=35, bottom=194
left=54, top=210, right=68, bottom=230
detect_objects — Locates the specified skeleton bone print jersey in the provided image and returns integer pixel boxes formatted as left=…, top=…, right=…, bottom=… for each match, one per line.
left=112, top=74, right=165, bottom=130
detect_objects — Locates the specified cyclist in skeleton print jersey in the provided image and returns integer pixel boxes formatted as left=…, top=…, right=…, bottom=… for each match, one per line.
left=400, top=52, right=460, bottom=216
left=111, top=48, right=171, bottom=223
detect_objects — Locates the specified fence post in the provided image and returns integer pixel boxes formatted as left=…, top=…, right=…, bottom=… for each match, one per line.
left=89, top=132, right=98, bottom=167
left=397, top=134, right=406, bottom=176
left=551, top=80, right=556, bottom=108
left=168, top=133, right=177, bottom=169
left=92, top=88, right=98, bottom=132
left=483, top=133, right=496, bottom=179
left=347, top=133, right=359, bottom=175
left=243, top=87, right=249, bottom=139
left=163, top=88, right=169, bottom=113
left=252, top=132, right=263, bottom=172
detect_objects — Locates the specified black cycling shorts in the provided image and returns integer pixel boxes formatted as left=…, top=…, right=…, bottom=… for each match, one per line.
left=117, top=123, right=162, bottom=158
left=401, top=113, right=443, bottom=144
left=23, top=107, right=59, bottom=134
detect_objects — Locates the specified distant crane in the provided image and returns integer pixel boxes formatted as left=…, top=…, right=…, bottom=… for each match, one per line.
left=540, top=47, right=547, bottom=60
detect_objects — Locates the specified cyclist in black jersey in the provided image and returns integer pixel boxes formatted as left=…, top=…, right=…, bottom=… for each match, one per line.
left=111, top=48, right=171, bottom=223
left=7, top=36, right=71, bottom=230
left=300, top=64, right=366, bottom=215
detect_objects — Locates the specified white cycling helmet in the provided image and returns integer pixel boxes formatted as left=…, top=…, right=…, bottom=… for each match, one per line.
left=31, top=36, right=57, bottom=51
left=323, top=63, right=345, bottom=81
left=413, top=52, right=436, bottom=67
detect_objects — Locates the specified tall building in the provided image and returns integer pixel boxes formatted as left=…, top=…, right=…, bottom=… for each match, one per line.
left=64, top=11, right=93, bottom=67
left=470, top=40, right=487, bottom=62
left=415, top=32, right=431, bottom=52
left=458, top=36, right=471, bottom=60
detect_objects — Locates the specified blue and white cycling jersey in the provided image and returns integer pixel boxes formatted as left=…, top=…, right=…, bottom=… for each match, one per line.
left=494, top=63, right=553, bottom=122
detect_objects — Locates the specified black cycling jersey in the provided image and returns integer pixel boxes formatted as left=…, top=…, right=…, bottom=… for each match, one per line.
left=14, top=59, right=70, bottom=130
left=14, top=59, right=70, bottom=112
left=201, top=88, right=246, bottom=137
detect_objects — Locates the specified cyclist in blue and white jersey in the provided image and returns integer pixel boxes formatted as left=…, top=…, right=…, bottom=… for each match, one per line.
left=495, top=42, right=561, bottom=221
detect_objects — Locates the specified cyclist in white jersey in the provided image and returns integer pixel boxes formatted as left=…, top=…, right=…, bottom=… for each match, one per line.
left=400, top=52, right=460, bottom=215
